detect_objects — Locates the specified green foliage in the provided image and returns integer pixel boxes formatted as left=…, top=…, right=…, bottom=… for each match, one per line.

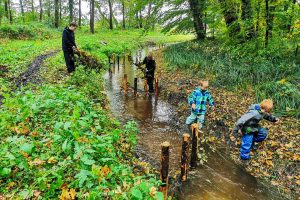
left=0, top=23, right=57, bottom=39
left=0, top=83, right=162, bottom=199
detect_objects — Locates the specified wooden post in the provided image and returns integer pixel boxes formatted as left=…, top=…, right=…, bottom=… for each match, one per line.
left=144, top=79, right=148, bottom=92
left=134, top=78, right=138, bottom=96
left=108, top=55, right=111, bottom=64
left=190, top=123, right=199, bottom=168
left=181, top=134, right=190, bottom=181
left=117, top=56, right=120, bottom=67
left=160, top=141, right=170, bottom=200
left=124, top=74, right=127, bottom=94
left=155, top=77, right=159, bottom=96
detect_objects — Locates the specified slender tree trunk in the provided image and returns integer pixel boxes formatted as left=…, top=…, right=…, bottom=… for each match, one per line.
left=20, top=0, right=25, bottom=22
left=54, top=0, right=59, bottom=27
left=265, top=0, right=275, bottom=48
left=39, top=0, right=43, bottom=22
left=122, top=0, right=125, bottom=29
left=255, top=0, right=261, bottom=36
left=79, top=0, right=82, bottom=26
left=218, top=0, right=240, bottom=37
left=69, top=0, right=74, bottom=22
left=288, top=0, right=296, bottom=32
left=31, top=0, right=35, bottom=20
left=90, top=0, right=95, bottom=33
left=8, top=0, right=12, bottom=24
left=4, top=1, right=8, bottom=19
left=47, top=0, right=50, bottom=20
left=108, top=0, right=113, bottom=30
left=59, top=0, right=62, bottom=21
left=241, top=0, right=255, bottom=39
left=188, top=0, right=205, bottom=40
left=139, top=9, right=142, bottom=28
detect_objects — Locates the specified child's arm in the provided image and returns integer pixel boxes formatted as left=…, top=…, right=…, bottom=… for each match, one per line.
left=188, top=91, right=196, bottom=106
left=263, top=113, right=278, bottom=122
left=207, top=93, right=215, bottom=107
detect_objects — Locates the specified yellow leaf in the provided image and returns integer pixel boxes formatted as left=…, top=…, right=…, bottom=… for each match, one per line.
left=149, top=186, right=157, bottom=197
left=69, top=188, right=76, bottom=200
left=31, top=158, right=45, bottom=166
left=48, top=157, right=57, bottom=164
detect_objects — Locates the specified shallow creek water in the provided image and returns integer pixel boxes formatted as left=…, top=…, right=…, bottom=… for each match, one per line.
left=103, top=46, right=284, bottom=200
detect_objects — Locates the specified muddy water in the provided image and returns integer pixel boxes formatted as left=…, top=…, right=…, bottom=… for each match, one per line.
left=103, top=46, right=284, bottom=200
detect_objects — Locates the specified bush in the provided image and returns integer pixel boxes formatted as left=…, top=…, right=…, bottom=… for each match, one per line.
left=0, top=24, right=55, bottom=39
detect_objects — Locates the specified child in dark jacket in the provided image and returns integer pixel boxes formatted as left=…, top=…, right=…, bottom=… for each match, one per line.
left=233, top=99, right=279, bottom=160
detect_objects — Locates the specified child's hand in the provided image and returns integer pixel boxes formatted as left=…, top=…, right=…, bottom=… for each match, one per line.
left=192, top=104, right=196, bottom=110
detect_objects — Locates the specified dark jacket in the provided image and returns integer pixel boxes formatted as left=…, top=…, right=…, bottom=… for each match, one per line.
left=62, top=27, right=76, bottom=52
left=142, top=57, right=156, bottom=78
left=233, top=104, right=277, bottom=135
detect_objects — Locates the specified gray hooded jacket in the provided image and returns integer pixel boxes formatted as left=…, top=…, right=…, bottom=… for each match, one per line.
left=233, top=104, right=277, bottom=135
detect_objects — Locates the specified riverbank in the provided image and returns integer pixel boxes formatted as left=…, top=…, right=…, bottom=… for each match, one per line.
left=154, top=46, right=299, bottom=199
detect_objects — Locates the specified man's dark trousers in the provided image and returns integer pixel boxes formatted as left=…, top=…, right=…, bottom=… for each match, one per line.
left=63, top=51, right=75, bottom=73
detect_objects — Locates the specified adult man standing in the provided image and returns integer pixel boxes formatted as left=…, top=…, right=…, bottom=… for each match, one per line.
left=62, top=22, right=78, bottom=73
left=137, top=53, right=156, bottom=92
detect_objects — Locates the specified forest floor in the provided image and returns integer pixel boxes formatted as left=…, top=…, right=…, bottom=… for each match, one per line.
left=154, top=48, right=300, bottom=199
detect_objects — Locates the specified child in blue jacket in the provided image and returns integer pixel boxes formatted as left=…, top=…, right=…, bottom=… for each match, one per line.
left=233, top=99, right=280, bottom=160
left=186, top=81, right=215, bottom=129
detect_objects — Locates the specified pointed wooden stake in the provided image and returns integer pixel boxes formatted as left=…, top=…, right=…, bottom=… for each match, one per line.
left=160, top=141, right=170, bottom=200
left=190, top=123, right=199, bottom=168
left=124, top=74, right=127, bottom=94
left=181, top=134, right=190, bottom=181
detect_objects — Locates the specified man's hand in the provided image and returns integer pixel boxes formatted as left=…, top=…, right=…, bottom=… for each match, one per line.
left=192, top=104, right=196, bottom=110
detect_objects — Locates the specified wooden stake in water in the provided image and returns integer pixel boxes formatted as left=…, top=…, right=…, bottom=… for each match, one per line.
left=134, top=78, right=138, bottom=96
left=117, top=56, right=120, bottom=67
left=190, top=123, right=199, bottom=168
left=155, top=78, right=159, bottom=96
left=108, top=55, right=111, bottom=64
left=124, top=74, right=127, bottom=94
left=160, top=141, right=170, bottom=200
left=181, top=134, right=190, bottom=181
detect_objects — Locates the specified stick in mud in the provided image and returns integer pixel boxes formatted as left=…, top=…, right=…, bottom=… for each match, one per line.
left=124, top=74, right=127, bottom=94
left=181, top=134, right=190, bottom=181
left=144, top=79, right=148, bottom=92
left=155, top=78, right=159, bottom=96
left=134, top=78, right=138, bottom=96
left=117, top=56, right=120, bottom=67
left=160, top=141, right=170, bottom=200
left=190, top=123, right=199, bottom=168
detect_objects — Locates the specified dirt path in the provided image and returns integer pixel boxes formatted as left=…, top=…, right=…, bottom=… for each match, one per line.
left=154, top=48, right=299, bottom=199
left=15, top=50, right=59, bottom=88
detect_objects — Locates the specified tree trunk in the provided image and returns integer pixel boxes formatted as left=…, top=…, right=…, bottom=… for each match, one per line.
left=139, top=9, right=142, bottom=28
left=255, top=0, right=261, bottom=36
left=59, top=0, right=62, bottom=21
left=39, top=0, right=43, bottom=22
left=241, top=0, right=255, bottom=39
left=218, top=0, right=240, bottom=37
left=4, top=1, right=8, bottom=19
left=79, top=0, right=82, bottom=26
left=69, top=0, right=74, bottom=22
left=288, top=0, right=296, bottom=32
left=90, top=0, right=95, bottom=33
left=122, top=0, right=125, bottom=29
left=188, top=0, right=205, bottom=40
left=8, top=0, right=12, bottom=24
left=265, top=0, right=275, bottom=48
left=31, top=0, right=35, bottom=20
left=20, top=0, right=25, bottom=22
left=54, top=0, right=59, bottom=27
left=108, top=0, right=113, bottom=30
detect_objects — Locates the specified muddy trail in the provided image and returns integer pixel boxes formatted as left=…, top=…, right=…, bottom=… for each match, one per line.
left=103, top=46, right=289, bottom=200
left=15, top=50, right=59, bottom=88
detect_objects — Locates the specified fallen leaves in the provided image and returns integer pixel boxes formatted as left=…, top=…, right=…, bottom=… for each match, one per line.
left=59, top=188, right=76, bottom=200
